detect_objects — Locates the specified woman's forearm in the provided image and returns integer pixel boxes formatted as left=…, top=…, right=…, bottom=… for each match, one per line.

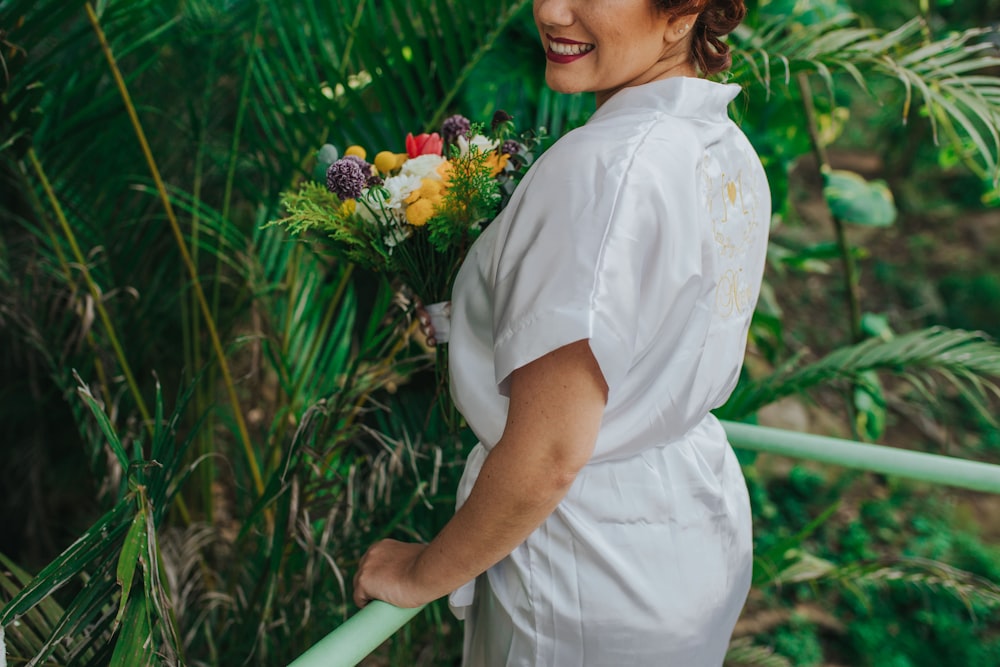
left=411, top=433, right=586, bottom=599
left=411, top=340, right=607, bottom=599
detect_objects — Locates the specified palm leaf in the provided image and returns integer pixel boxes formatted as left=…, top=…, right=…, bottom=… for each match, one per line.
left=247, top=0, right=530, bottom=185
left=0, top=376, right=200, bottom=665
left=719, top=327, right=1000, bottom=421
left=730, top=14, right=1000, bottom=183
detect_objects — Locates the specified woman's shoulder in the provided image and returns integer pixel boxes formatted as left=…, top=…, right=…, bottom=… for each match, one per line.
left=530, top=109, right=702, bottom=191
left=527, top=109, right=705, bottom=203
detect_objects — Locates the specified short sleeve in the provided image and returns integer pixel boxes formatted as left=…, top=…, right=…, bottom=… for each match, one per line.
left=490, top=126, right=698, bottom=396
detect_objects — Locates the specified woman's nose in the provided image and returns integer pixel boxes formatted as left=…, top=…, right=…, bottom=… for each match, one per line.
left=534, top=0, right=574, bottom=27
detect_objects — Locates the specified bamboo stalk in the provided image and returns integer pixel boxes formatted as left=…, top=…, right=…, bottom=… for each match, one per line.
left=84, top=2, right=264, bottom=496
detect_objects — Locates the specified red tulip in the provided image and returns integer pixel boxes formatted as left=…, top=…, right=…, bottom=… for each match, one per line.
left=405, top=132, right=444, bottom=158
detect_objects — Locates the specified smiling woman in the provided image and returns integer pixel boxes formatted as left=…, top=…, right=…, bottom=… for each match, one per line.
left=352, top=0, right=765, bottom=665
left=536, top=0, right=745, bottom=105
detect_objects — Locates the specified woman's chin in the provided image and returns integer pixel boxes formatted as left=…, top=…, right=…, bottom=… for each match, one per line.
left=544, top=74, right=589, bottom=96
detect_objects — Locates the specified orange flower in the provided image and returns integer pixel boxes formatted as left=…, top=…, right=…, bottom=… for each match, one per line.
left=486, top=153, right=510, bottom=176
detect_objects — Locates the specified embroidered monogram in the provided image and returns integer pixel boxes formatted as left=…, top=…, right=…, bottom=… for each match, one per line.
left=705, top=148, right=764, bottom=317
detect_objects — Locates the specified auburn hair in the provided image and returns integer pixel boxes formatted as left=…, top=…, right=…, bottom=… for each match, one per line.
left=655, top=0, right=747, bottom=75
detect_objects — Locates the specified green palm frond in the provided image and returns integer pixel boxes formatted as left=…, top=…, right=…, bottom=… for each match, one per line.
left=0, top=376, right=200, bottom=665
left=248, top=0, right=530, bottom=184
left=719, top=327, right=1000, bottom=421
left=730, top=14, right=1000, bottom=182
left=0, top=551, right=78, bottom=664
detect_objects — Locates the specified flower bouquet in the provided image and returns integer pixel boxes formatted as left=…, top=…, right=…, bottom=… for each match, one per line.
left=271, top=112, right=536, bottom=426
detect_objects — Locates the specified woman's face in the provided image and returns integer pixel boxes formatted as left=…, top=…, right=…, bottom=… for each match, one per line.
left=533, top=0, right=695, bottom=106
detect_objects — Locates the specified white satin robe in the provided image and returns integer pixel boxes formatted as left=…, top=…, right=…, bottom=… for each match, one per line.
left=447, top=77, right=771, bottom=666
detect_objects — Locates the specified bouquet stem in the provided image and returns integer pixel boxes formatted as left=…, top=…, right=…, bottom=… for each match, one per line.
left=434, top=343, right=461, bottom=434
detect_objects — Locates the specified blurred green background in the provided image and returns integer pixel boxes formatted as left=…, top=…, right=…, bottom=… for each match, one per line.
left=2, top=0, right=1000, bottom=664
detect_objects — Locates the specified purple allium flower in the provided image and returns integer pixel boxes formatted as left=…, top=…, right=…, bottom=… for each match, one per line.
left=441, top=114, right=471, bottom=143
left=367, top=173, right=384, bottom=187
left=501, top=140, right=520, bottom=156
left=326, top=158, right=367, bottom=200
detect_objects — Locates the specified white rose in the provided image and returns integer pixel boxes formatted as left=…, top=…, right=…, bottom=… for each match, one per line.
left=457, top=134, right=500, bottom=157
left=399, top=154, right=445, bottom=180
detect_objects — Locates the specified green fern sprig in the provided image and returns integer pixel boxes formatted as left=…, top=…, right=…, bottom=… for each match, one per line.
left=272, top=182, right=347, bottom=236
left=428, top=144, right=502, bottom=253
left=271, top=181, right=390, bottom=269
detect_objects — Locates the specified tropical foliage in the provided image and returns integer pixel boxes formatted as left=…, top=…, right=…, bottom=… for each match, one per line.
left=1, top=0, right=999, bottom=664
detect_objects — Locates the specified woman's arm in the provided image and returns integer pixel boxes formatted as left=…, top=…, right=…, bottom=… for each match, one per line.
left=352, top=339, right=608, bottom=608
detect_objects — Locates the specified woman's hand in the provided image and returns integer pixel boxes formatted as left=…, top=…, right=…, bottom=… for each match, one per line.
left=353, top=539, right=435, bottom=608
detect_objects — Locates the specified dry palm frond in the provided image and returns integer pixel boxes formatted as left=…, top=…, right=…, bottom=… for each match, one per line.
left=833, top=557, right=1000, bottom=615
left=725, top=636, right=794, bottom=667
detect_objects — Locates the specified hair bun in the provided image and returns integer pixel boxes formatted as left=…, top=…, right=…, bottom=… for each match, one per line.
left=695, top=0, right=746, bottom=75
left=656, top=0, right=746, bottom=75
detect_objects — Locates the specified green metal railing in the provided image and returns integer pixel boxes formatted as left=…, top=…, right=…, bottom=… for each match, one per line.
left=288, top=421, right=1000, bottom=667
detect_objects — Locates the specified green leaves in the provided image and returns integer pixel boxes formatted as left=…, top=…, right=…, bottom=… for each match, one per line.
left=731, top=14, right=1000, bottom=185
left=822, top=168, right=898, bottom=227
left=757, top=0, right=853, bottom=26
left=249, top=0, right=530, bottom=180
left=719, top=327, right=1000, bottom=425
left=0, top=375, right=196, bottom=665
left=110, top=584, right=154, bottom=667
left=115, top=509, right=147, bottom=626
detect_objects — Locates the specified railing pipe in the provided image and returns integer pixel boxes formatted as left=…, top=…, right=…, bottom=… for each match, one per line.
left=723, top=421, right=1000, bottom=494
left=288, top=601, right=424, bottom=667
left=287, top=421, right=1000, bottom=666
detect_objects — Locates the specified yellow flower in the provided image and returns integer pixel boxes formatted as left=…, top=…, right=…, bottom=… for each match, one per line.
left=405, top=178, right=445, bottom=204
left=405, top=198, right=435, bottom=227
left=340, top=199, right=357, bottom=215
left=345, top=145, right=367, bottom=160
left=374, top=151, right=398, bottom=174
left=436, top=160, right=453, bottom=182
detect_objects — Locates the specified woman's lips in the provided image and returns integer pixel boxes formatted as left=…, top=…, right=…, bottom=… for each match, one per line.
left=546, top=34, right=594, bottom=64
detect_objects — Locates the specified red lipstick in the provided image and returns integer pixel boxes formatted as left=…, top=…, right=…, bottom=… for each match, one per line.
left=545, top=33, right=594, bottom=64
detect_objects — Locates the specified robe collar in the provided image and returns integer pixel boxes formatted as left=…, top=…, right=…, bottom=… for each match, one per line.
left=590, top=76, right=741, bottom=123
